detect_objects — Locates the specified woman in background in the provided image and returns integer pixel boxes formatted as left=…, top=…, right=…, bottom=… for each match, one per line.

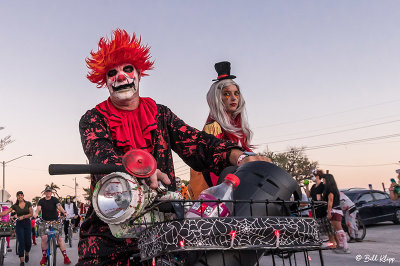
left=304, top=169, right=336, bottom=248
left=0, top=191, right=33, bottom=265
left=189, top=61, right=253, bottom=199
left=323, top=174, right=350, bottom=254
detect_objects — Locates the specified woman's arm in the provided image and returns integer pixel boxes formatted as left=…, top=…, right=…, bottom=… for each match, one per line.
left=0, top=207, right=13, bottom=217
left=57, top=204, right=68, bottom=217
left=19, top=206, right=33, bottom=220
left=27, top=206, right=33, bottom=218
left=304, top=184, right=311, bottom=198
left=389, top=183, right=399, bottom=201
left=33, top=205, right=41, bottom=218
left=327, top=193, right=334, bottom=219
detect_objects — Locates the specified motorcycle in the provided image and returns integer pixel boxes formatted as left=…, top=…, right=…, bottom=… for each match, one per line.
left=49, top=150, right=326, bottom=266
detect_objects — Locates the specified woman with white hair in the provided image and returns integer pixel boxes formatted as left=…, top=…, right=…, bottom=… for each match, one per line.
left=189, top=61, right=253, bottom=199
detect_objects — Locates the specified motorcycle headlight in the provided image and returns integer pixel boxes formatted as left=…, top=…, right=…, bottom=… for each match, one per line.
left=93, top=172, right=147, bottom=224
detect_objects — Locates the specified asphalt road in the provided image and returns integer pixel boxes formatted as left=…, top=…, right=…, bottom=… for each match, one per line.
left=3, top=232, right=78, bottom=265
left=2, top=222, right=399, bottom=265
left=260, top=222, right=400, bottom=266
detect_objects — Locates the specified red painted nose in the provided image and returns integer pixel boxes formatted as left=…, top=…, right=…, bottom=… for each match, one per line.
left=116, top=74, right=126, bottom=82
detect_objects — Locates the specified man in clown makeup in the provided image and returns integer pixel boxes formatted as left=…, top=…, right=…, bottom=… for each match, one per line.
left=79, top=29, right=269, bottom=265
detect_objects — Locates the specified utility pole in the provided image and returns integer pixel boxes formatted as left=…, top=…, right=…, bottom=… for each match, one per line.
left=2, top=161, right=5, bottom=202
left=2, top=154, right=32, bottom=202
left=74, top=177, right=77, bottom=200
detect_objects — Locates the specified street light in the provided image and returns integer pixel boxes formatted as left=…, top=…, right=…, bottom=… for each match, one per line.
left=1, top=154, right=32, bottom=201
left=62, top=177, right=77, bottom=199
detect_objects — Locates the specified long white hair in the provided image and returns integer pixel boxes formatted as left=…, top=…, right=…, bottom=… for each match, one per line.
left=206, top=79, right=252, bottom=143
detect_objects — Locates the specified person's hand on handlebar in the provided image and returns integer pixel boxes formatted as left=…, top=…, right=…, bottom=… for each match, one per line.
left=239, top=154, right=271, bottom=165
left=147, top=169, right=171, bottom=189
left=230, top=149, right=271, bottom=166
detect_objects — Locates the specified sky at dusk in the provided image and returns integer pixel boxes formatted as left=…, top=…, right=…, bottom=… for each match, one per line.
left=1, top=1, right=399, bottom=203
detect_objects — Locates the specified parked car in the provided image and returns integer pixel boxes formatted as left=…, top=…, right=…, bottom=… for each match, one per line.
left=340, top=189, right=400, bottom=225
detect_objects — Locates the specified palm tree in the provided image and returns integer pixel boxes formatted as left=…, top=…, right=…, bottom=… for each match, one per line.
left=83, top=187, right=92, bottom=203
left=32, top=196, right=41, bottom=206
left=43, top=182, right=61, bottom=198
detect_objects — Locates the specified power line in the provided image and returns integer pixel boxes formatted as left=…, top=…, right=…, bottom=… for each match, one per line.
left=303, top=133, right=400, bottom=151
left=258, top=119, right=400, bottom=145
left=255, top=99, right=400, bottom=129
left=174, top=164, right=189, bottom=171
left=319, top=163, right=398, bottom=167
left=175, top=170, right=190, bottom=176
left=7, top=165, right=47, bottom=172
left=274, top=133, right=400, bottom=152
left=175, top=169, right=190, bottom=175
left=254, top=113, right=399, bottom=142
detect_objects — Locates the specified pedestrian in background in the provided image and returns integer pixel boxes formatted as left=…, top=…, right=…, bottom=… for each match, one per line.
left=304, top=169, right=336, bottom=248
left=339, top=191, right=359, bottom=242
left=62, top=195, right=80, bottom=240
left=1, top=203, right=12, bottom=252
left=0, top=191, right=33, bottom=265
left=175, top=177, right=188, bottom=199
left=389, top=169, right=400, bottom=201
left=323, top=174, right=350, bottom=254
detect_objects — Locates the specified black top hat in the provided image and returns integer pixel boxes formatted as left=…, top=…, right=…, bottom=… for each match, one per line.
left=212, top=61, right=236, bottom=81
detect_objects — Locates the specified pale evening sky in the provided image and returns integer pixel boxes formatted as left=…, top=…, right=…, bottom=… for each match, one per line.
left=1, top=1, right=399, bottom=203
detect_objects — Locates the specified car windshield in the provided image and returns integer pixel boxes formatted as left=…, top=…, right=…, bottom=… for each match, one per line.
left=342, top=191, right=359, bottom=202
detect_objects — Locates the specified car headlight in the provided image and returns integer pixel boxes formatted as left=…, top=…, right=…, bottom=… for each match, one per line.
left=93, top=172, right=148, bottom=225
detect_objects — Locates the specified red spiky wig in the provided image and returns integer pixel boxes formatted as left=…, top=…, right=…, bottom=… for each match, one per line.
left=86, top=29, right=154, bottom=88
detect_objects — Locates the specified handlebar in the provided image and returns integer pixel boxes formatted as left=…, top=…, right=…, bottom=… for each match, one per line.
left=49, top=164, right=125, bottom=175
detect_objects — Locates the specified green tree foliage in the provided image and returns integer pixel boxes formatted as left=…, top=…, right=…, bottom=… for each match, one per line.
left=83, top=187, right=92, bottom=203
left=32, top=196, right=41, bottom=206
left=262, top=147, right=318, bottom=183
left=43, top=182, right=61, bottom=198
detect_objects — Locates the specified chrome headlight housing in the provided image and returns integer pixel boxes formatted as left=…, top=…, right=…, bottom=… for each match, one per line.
left=92, top=172, right=148, bottom=225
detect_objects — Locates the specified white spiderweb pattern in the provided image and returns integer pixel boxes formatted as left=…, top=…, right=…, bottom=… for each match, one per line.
left=138, top=217, right=321, bottom=260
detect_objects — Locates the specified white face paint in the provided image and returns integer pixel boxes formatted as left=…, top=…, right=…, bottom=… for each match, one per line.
left=106, top=64, right=140, bottom=104
left=311, top=175, right=316, bottom=182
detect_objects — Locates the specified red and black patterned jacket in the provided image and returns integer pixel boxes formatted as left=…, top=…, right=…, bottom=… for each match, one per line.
left=77, top=103, right=240, bottom=265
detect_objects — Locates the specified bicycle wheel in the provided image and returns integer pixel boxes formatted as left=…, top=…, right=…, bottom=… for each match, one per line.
left=68, top=225, right=72, bottom=248
left=0, top=237, right=5, bottom=265
left=347, top=216, right=366, bottom=241
left=355, top=217, right=366, bottom=241
left=48, top=236, right=57, bottom=266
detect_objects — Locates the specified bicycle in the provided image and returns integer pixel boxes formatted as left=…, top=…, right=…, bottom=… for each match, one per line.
left=64, top=218, right=74, bottom=248
left=49, top=150, right=327, bottom=265
left=0, top=202, right=14, bottom=265
left=37, top=218, right=63, bottom=266
left=342, top=214, right=366, bottom=242
left=0, top=220, right=14, bottom=265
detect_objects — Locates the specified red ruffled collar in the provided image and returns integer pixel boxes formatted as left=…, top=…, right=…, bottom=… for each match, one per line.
left=96, top=97, right=158, bottom=153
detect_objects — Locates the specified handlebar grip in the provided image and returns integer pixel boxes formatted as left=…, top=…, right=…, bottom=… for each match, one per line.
left=48, top=164, right=125, bottom=175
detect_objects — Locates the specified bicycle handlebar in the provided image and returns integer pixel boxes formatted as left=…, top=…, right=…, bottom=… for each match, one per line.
left=48, top=164, right=125, bottom=175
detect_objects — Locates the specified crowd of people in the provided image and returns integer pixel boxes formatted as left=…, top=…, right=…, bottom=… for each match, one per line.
left=301, top=168, right=400, bottom=255
left=0, top=187, right=89, bottom=265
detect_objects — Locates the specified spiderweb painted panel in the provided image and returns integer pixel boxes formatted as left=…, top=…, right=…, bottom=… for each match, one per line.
left=138, top=217, right=321, bottom=260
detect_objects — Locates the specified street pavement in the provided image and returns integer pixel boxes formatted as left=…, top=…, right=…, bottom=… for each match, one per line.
left=260, top=222, right=400, bottom=266
left=4, top=232, right=79, bottom=265
left=2, top=222, right=399, bottom=265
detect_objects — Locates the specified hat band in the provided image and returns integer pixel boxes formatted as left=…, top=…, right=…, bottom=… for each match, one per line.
left=217, top=74, right=228, bottom=79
